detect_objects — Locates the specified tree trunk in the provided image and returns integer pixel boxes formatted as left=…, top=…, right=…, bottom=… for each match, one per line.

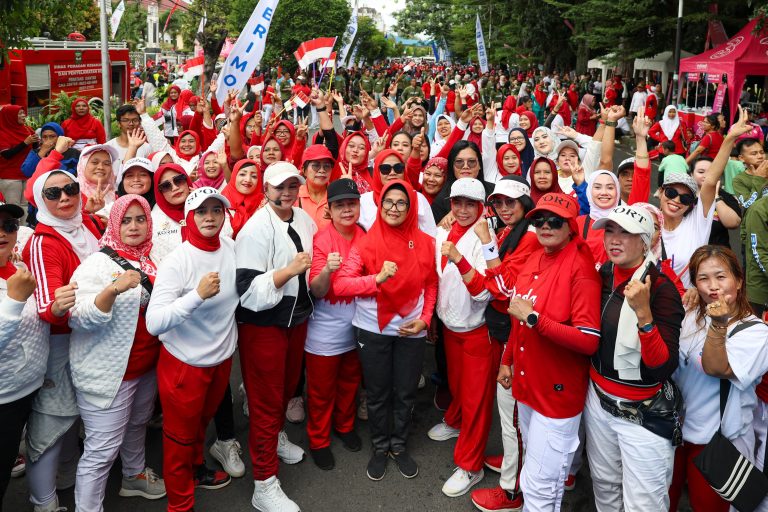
left=202, top=36, right=225, bottom=97
left=574, top=20, right=588, bottom=74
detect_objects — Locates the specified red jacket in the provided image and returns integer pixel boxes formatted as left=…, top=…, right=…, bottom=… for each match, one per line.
left=648, top=121, right=689, bottom=155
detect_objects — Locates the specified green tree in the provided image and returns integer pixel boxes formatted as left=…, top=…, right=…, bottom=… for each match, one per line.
left=112, top=1, right=147, bottom=51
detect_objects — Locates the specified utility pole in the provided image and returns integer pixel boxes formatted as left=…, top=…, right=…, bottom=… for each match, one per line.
left=674, top=0, right=684, bottom=105
left=98, top=0, right=112, bottom=138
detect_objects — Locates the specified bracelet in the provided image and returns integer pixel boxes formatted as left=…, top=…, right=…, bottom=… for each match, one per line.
left=482, top=240, right=499, bottom=261
left=456, top=257, right=473, bottom=275
left=605, top=121, right=618, bottom=127
left=315, top=106, right=327, bottom=113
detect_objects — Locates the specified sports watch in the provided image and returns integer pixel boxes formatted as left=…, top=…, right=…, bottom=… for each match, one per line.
left=526, top=311, right=539, bottom=328
left=637, top=322, right=655, bottom=333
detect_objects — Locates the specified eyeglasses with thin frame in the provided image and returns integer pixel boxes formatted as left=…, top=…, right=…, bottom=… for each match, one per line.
left=119, top=117, right=141, bottom=125
left=275, top=129, right=291, bottom=136
left=382, top=198, right=409, bottom=212
left=307, top=161, right=334, bottom=172
left=43, top=182, right=80, bottom=201
left=509, top=136, right=525, bottom=143
left=157, top=174, right=188, bottom=193
left=454, top=158, right=479, bottom=169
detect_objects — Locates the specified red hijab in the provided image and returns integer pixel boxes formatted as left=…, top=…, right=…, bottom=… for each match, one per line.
left=529, top=156, right=563, bottom=204
left=371, top=149, right=407, bottom=201
left=259, top=136, right=286, bottom=170
left=153, top=163, right=192, bottom=223
left=62, top=98, right=104, bottom=142
left=355, top=180, right=435, bottom=331
left=467, top=117, right=484, bottom=151
left=441, top=200, right=484, bottom=270
left=161, top=85, right=182, bottom=111
left=272, top=120, right=296, bottom=153
left=495, top=144, right=522, bottom=177
left=240, top=112, right=255, bottom=144
left=549, top=94, right=572, bottom=126
left=500, top=95, right=518, bottom=130
left=520, top=111, right=538, bottom=137
left=181, top=199, right=225, bottom=251
left=99, top=194, right=156, bottom=279
left=221, top=159, right=263, bottom=237
left=0, top=105, right=33, bottom=147
left=338, top=132, right=372, bottom=192
left=173, top=130, right=201, bottom=162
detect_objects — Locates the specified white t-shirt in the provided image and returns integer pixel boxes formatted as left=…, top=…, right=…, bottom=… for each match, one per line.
left=358, top=190, right=437, bottom=237
left=305, top=299, right=356, bottom=356
left=105, top=137, right=152, bottom=164
left=629, top=91, right=648, bottom=114
left=674, top=314, right=768, bottom=444
left=661, top=197, right=716, bottom=288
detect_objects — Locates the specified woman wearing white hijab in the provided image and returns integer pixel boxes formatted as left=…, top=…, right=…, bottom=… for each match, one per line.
left=648, top=106, right=689, bottom=155
left=430, top=114, right=456, bottom=158
left=530, top=126, right=561, bottom=161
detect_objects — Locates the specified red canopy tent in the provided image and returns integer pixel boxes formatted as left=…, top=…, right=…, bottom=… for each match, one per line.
left=679, top=17, right=768, bottom=121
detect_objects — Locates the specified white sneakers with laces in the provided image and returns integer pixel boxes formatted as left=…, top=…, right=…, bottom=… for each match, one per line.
left=277, top=430, right=305, bottom=464
left=442, top=467, right=484, bottom=497
left=427, top=420, right=460, bottom=441
left=209, top=438, right=246, bottom=477
left=251, top=476, right=300, bottom=512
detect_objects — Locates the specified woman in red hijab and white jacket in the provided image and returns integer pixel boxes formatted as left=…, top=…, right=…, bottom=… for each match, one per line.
left=69, top=194, right=166, bottom=510
left=334, top=179, right=437, bottom=482
left=503, top=192, right=601, bottom=511
left=146, top=187, right=239, bottom=512
left=23, top=169, right=101, bottom=512
left=427, top=178, right=500, bottom=498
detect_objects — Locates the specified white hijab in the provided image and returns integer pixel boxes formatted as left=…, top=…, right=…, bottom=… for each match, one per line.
left=531, top=126, right=561, bottom=161
left=587, top=170, right=621, bottom=221
left=430, top=114, right=455, bottom=158
left=33, top=170, right=99, bottom=262
left=659, top=105, right=680, bottom=140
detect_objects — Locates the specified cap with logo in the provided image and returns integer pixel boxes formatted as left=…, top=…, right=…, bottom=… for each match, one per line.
left=526, top=192, right=579, bottom=220
left=327, top=179, right=360, bottom=204
left=263, top=161, right=306, bottom=187
left=489, top=175, right=530, bottom=200
left=184, top=186, right=231, bottom=217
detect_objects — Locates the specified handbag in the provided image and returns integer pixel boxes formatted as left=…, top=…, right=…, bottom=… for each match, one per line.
left=693, top=321, right=768, bottom=512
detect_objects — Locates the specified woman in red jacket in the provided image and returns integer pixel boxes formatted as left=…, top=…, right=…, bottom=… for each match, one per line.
left=576, top=94, right=599, bottom=136
left=0, top=105, right=36, bottom=213
left=649, top=106, right=690, bottom=155
left=503, top=192, right=601, bottom=510
left=61, top=98, right=107, bottom=150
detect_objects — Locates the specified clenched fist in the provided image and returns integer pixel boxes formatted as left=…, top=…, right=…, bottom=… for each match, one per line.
left=197, top=272, right=220, bottom=300
left=325, top=252, right=342, bottom=273
left=6, top=267, right=36, bottom=302
left=52, top=282, right=78, bottom=317
left=288, top=252, right=312, bottom=277
left=112, top=270, right=141, bottom=294
left=376, top=261, right=397, bottom=285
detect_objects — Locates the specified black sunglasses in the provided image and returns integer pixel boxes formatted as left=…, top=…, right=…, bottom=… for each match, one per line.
left=43, top=182, right=80, bottom=201
left=530, top=215, right=566, bottom=229
left=379, top=163, right=405, bottom=175
left=663, top=187, right=696, bottom=206
left=0, top=218, right=20, bottom=233
left=157, top=174, right=188, bottom=193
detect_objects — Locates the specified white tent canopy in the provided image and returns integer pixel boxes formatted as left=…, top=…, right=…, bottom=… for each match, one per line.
left=588, top=54, right=614, bottom=84
left=634, top=50, right=694, bottom=94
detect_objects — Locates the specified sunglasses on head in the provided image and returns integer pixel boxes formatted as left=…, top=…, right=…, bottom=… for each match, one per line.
left=663, top=186, right=696, bottom=206
left=379, top=163, right=405, bottom=175
left=530, top=215, right=566, bottom=229
left=0, top=218, right=20, bottom=233
left=43, top=182, right=80, bottom=201
left=157, top=174, right=188, bottom=193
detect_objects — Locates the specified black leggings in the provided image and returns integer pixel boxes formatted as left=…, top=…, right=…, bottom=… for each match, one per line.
left=213, top=384, right=235, bottom=441
left=0, top=390, right=36, bottom=511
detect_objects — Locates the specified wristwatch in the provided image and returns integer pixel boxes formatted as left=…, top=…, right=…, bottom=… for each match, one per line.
left=605, top=120, right=618, bottom=127
left=526, top=311, right=539, bottom=328
left=637, top=322, right=655, bottom=333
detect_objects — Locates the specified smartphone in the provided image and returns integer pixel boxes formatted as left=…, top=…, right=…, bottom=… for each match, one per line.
left=638, top=261, right=654, bottom=282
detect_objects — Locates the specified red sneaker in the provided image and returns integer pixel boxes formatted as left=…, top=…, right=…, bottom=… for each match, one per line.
left=471, top=486, right=523, bottom=512
left=564, top=474, right=576, bottom=491
left=484, top=454, right=503, bottom=473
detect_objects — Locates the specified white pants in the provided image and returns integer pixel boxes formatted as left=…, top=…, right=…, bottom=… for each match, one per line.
left=569, top=419, right=585, bottom=476
left=498, top=383, right=523, bottom=493
left=75, top=371, right=157, bottom=512
left=518, top=402, right=581, bottom=512
left=754, top=400, right=768, bottom=471
left=584, top=384, right=674, bottom=512
left=27, top=423, right=80, bottom=506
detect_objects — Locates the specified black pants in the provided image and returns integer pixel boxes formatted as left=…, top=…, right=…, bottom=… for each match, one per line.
left=356, top=328, right=425, bottom=454
left=0, top=390, right=37, bottom=510
left=213, top=384, right=235, bottom=441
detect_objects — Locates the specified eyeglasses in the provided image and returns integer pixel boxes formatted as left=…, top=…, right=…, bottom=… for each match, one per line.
left=275, top=129, right=291, bottom=136
left=43, top=182, right=80, bottom=201
left=663, top=187, right=696, bottom=206
left=119, top=118, right=141, bottom=125
left=490, top=197, right=518, bottom=209
left=530, top=215, right=566, bottom=229
left=307, top=161, right=334, bottom=172
left=454, top=159, right=479, bottom=169
left=0, top=218, right=19, bottom=233
left=382, top=198, right=409, bottom=211
left=509, top=137, right=525, bottom=143
left=157, top=174, right=188, bottom=193
left=379, top=163, right=405, bottom=175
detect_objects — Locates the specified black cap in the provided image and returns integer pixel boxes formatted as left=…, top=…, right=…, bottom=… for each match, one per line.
left=0, top=199, right=24, bottom=219
left=327, top=179, right=360, bottom=204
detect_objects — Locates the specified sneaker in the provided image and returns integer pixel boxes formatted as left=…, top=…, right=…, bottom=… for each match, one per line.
left=443, top=467, right=484, bottom=497
left=194, top=464, right=231, bottom=490
left=428, top=420, right=460, bottom=441
left=33, top=496, right=67, bottom=512
left=366, top=452, right=388, bottom=481
left=433, top=386, right=452, bottom=412
left=418, top=374, right=426, bottom=389
left=286, top=396, right=305, bottom=424
left=119, top=467, right=166, bottom=500
left=251, top=476, right=300, bottom=512
left=309, top=446, right=335, bottom=470
left=239, top=383, right=249, bottom=417
left=334, top=429, right=361, bottom=452
left=389, top=451, right=418, bottom=478
left=277, top=430, right=305, bottom=464
left=209, top=439, right=246, bottom=478
left=471, top=486, right=524, bottom=512
left=11, top=454, right=25, bottom=478
left=484, top=454, right=503, bottom=473
left=357, top=395, right=368, bottom=421
left=564, top=473, right=576, bottom=491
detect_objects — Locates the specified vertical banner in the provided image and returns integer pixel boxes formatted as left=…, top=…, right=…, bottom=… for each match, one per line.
left=215, top=0, right=280, bottom=106
left=193, top=11, right=207, bottom=57
left=712, top=83, right=727, bottom=113
left=475, top=14, right=488, bottom=74
left=110, top=0, right=126, bottom=38
left=431, top=41, right=439, bottom=62
left=338, top=0, right=358, bottom=68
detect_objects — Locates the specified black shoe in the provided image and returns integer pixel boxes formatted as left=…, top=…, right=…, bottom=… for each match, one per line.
left=389, top=451, right=418, bottom=478
left=366, top=452, right=388, bottom=481
left=310, top=446, right=335, bottom=470
left=194, top=464, right=231, bottom=489
left=334, top=429, right=362, bottom=452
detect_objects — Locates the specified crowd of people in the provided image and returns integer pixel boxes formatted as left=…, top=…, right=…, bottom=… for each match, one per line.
left=1, top=58, right=768, bottom=512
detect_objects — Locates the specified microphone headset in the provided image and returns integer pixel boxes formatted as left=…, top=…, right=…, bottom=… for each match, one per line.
left=265, top=184, right=282, bottom=206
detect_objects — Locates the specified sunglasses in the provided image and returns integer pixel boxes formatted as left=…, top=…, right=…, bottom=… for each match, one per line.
left=663, top=187, right=696, bottom=206
left=379, top=163, right=405, bottom=175
left=43, top=182, right=80, bottom=201
left=490, top=197, right=518, bottom=209
left=157, top=174, right=188, bottom=193
left=0, top=218, right=20, bottom=233
left=530, top=215, right=566, bottom=229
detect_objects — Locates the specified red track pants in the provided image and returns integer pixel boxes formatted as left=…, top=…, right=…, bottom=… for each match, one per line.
left=668, top=441, right=729, bottom=512
left=238, top=322, right=307, bottom=480
left=443, top=325, right=501, bottom=472
left=305, top=350, right=362, bottom=450
left=157, top=347, right=232, bottom=512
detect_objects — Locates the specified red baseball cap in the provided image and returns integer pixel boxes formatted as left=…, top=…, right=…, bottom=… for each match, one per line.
left=301, top=144, right=334, bottom=167
left=526, top=192, right=579, bottom=220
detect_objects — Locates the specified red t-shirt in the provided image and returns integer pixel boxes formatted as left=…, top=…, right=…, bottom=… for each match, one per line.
left=698, top=131, right=724, bottom=159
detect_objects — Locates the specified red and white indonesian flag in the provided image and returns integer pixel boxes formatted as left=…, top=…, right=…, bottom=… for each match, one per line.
left=294, top=91, right=310, bottom=108
left=293, top=37, right=336, bottom=70
left=403, top=61, right=417, bottom=73
left=250, top=75, right=265, bottom=93
left=182, top=55, right=205, bottom=79
left=321, top=52, right=337, bottom=70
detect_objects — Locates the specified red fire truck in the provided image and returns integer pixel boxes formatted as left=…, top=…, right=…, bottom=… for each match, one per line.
left=0, top=38, right=131, bottom=116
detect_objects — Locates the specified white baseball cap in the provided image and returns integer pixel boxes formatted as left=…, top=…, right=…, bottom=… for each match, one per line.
left=449, top=178, right=486, bottom=202
left=556, top=139, right=580, bottom=156
left=592, top=204, right=654, bottom=239
left=117, top=157, right=154, bottom=185
left=489, top=176, right=530, bottom=200
left=263, top=161, right=306, bottom=187
left=184, top=186, right=231, bottom=217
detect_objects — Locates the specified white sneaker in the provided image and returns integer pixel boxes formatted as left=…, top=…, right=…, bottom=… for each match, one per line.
left=119, top=467, right=166, bottom=499
left=251, top=476, right=300, bottom=512
left=277, top=430, right=304, bottom=464
left=442, top=467, right=484, bottom=497
left=428, top=420, right=460, bottom=441
left=33, top=495, right=67, bottom=512
left=210, top=439, right=246, bottom=477
left=285, top=396, right=305, bottom=423
left=239, top=383, right=249, bottom=417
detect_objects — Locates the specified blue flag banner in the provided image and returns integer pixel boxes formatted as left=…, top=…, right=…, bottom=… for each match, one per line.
left=475, top=14, right=488, bottom=74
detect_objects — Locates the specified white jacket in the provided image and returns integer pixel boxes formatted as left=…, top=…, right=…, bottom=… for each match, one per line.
left=0, top=278, right=50, bottom=403
left=435, top=224, right=493, bottom=332
left=150, top=205, right=233, bottom=265
left=68, top=252, right=145, bottom=409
